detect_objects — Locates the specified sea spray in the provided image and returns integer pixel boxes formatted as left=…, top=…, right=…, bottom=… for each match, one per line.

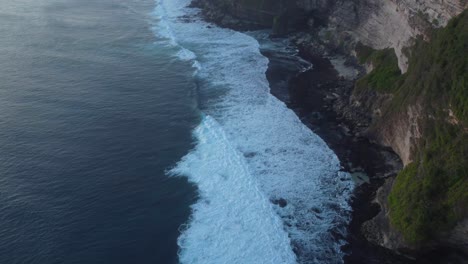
left=155, top=0, right=354, bottom=262
left=170, top=116, right=297, bottom=263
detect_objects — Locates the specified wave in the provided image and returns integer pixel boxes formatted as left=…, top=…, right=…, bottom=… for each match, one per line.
left=170, top=115, right=297, bottom=263
left=154, top=0, right=354, bottom=263
left=151, top=3, right=201, bottom=72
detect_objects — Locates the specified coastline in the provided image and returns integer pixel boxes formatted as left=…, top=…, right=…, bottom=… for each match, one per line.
left=260, top=38, right=412, bottom=263
left=187, top=1, right=411, bottom=262
left=164, top=1, right=356, bottom=262
left=185, top=1, right=466, bottom=263
left=257, top=34, right=467, bottom=264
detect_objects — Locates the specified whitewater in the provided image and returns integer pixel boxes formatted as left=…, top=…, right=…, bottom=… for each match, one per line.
left=153, top=0, right=354, bottom=263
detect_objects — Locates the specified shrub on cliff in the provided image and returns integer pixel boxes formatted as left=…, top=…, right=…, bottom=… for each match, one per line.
left=357, top=10, right=467, bottom=244
left=355, top=47, right=401, bottom=93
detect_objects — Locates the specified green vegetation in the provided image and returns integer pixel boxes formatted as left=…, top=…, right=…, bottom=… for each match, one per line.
left=388, top=123, right=468, bottom=243
left=357, top=11, right=468, bottom=244
left=355, top=46, right=401, bottom=92
left=355, top=42, right=376, bottom=64
left=399, top=10, right=468, bottom=124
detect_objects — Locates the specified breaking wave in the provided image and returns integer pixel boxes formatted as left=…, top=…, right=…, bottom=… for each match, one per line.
left=154, top=0, right=354, bottom=263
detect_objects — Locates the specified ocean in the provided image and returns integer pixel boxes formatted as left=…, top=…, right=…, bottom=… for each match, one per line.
left=0, top=0, right=353, bottom=263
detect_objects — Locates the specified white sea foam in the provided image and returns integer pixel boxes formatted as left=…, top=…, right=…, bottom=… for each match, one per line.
left=155, top=0, right=354, bottom=263
left=170, top=116, right=297, bottom=263
left=151, top=4, right=201, bottom=73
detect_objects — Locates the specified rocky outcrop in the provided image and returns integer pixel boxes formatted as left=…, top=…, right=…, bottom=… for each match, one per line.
left=362, top=178, right=409, bottom=250
left=191, top=0, right=306, bottom=33
left=446, top=219, right=468, bottom=254
left=363, top=178, right=468, bottom=257
left=369, top=102, right=423, bottom=166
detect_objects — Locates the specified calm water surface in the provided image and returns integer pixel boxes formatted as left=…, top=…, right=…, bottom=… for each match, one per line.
left=0, top=0, right=199, bottom=263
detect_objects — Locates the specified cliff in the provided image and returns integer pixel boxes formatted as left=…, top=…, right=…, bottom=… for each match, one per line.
left=325, top=0, right=466, bottom=72
left=322, top=10, right=467, bottom=254
left=192, top=0, right=468, bottom=258
left=356, top=12, right=468, bottom=253
left=193, top=0, right=466, bottom=72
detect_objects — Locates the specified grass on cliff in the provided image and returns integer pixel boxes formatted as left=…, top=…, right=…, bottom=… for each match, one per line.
left=357, top=11, right=468, bottom=244
left=355, top=44, right=402, bottom=93
left=388, top=124, right=468, bottom=243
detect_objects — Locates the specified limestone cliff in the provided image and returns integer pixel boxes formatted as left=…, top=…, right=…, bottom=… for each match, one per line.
left=355, top=12, right=468, bottom=254
left=326, top=0, right=466, bottom=72
left=327, top=11, right=467, bottom=254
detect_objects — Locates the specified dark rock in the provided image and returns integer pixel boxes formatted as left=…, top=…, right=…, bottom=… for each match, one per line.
left=272, top=198, right=288, bottom=208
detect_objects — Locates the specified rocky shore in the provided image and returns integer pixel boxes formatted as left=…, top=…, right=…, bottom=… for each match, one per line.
left=282, top=43, right=467, bottom=264
left=187, top=0, right=468, bottom=262
left=260, top=35, right=416, bottom=263
left=190, top=12, right=415, bottom=263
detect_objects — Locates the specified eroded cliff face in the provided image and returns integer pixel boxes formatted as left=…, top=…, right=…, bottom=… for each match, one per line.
left=351, top=12, right=468, bottom=255
left=349, top=91, right=423, bottom=166
left=325, top=0, right=467, bottom=72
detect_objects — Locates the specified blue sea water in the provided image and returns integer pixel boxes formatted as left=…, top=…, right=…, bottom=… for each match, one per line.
left=0, top=1, right=199, bottom=263
left=0, top=0, right=354, bottom=263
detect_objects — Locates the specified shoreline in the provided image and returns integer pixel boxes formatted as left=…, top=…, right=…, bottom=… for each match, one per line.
left=260, top=39, right=412, bottom=263
left=187, top=1, right=458, bottom=262
left=186, top=2, right=412, bottom=260
left=264, top=36, right=467, bottom=263
left=271, top=41, right=468, bottom=264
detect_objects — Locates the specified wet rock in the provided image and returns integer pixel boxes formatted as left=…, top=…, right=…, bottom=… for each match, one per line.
left=272, top=198, right=288, bottom=208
